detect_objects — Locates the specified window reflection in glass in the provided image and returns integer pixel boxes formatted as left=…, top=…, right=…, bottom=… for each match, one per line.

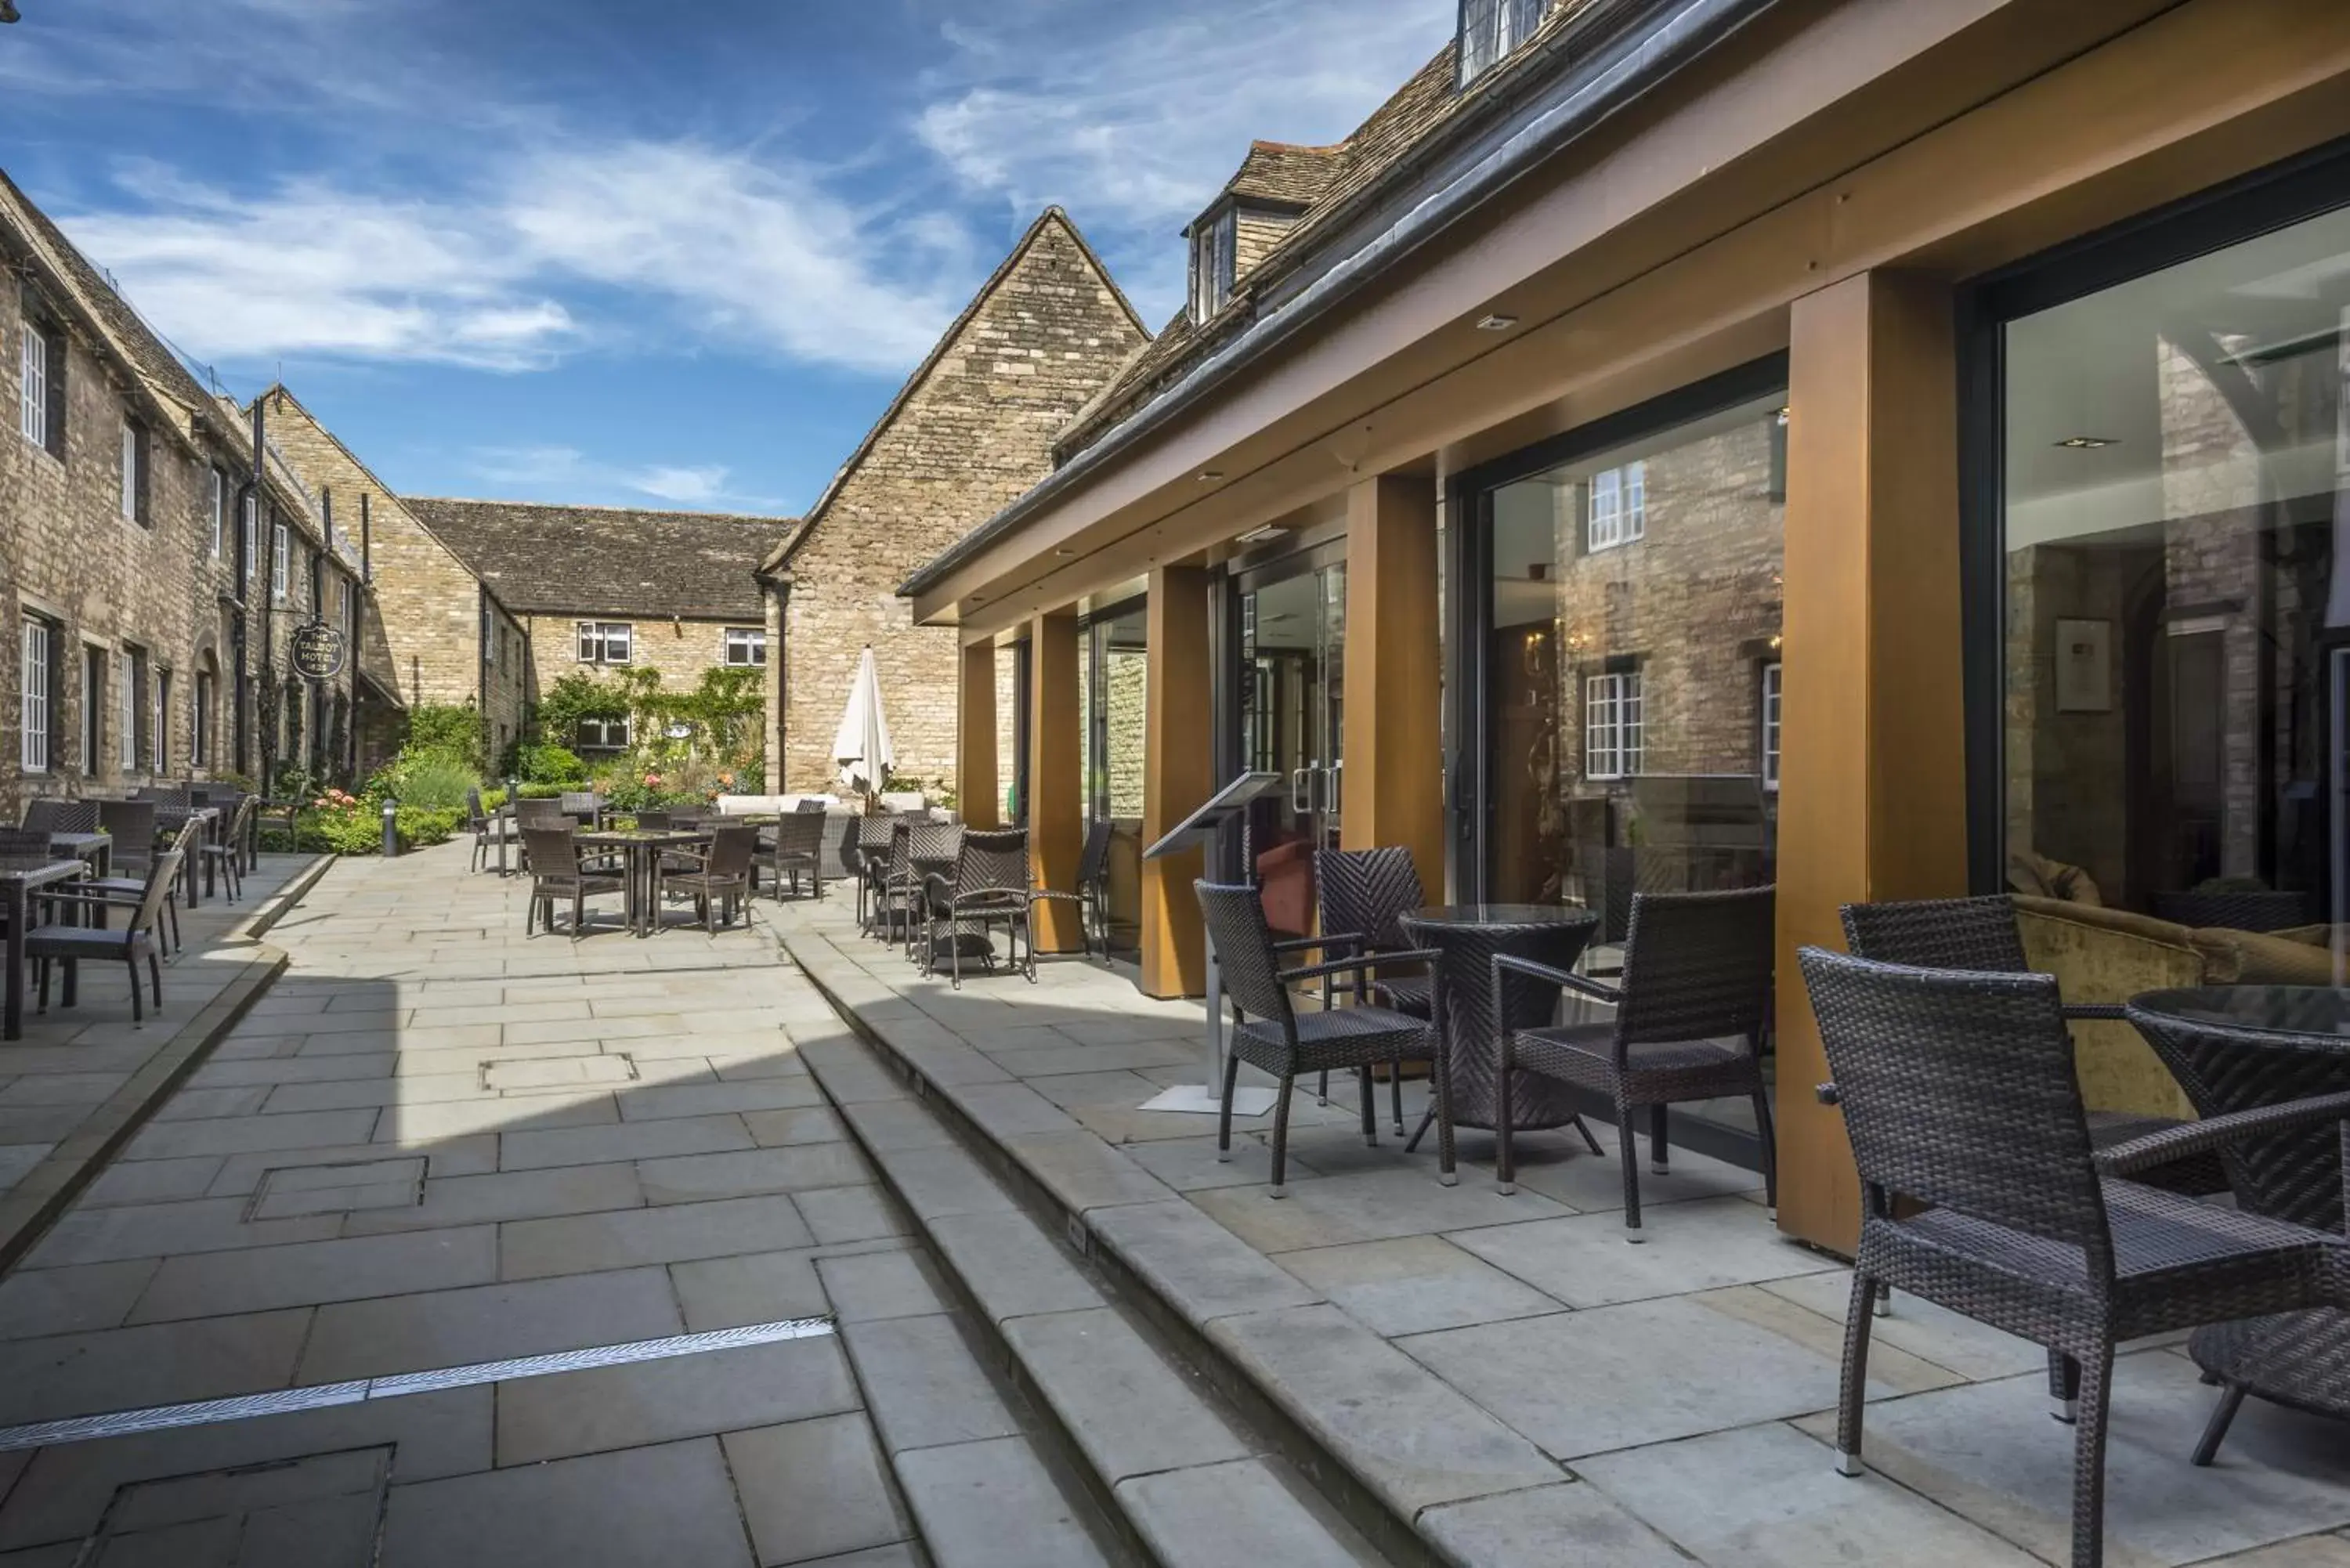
left=2002, top=202, right=2350, bottom=975
left=1485, top=388, right=1787, bottom=931
left=1086, top=603, right=1148, bottom=955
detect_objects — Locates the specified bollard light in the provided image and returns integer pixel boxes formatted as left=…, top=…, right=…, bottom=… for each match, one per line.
left=381, top=797, right=400, bottom=858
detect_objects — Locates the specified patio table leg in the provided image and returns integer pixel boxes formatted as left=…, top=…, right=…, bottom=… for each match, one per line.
left=3, top=882, right=26, bottom=1040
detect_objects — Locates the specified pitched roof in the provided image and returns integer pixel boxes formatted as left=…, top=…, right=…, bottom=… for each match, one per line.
left=1054, top=0, right=1625, bottom=462
left=768, top=205, right=1148, bottom=574
left=403, top=498, right=794, bottom=621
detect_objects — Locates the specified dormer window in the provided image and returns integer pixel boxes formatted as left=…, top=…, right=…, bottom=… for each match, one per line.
left=1459, top=0, right=1545, bottom=88
left=1189, top=205, right=1237, bottom=326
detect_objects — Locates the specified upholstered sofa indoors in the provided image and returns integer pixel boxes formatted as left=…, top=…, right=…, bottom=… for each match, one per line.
left=2012, top=894, right=2342, bottom=1119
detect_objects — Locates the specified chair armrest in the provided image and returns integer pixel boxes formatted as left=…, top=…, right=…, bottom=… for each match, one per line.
left=1029, top=887, right=1084, bottom=904
left=2095, top=1090, right=2350, bottom=1178
left=1491, top=952, right=1620, bottom=1005
left=1815, top=1083, right=1842, bottom=1106
left=1278, top=948, right=1445, bottom=986
left=2063, top=1002, right=2128, bottom=1022
left=1272, top=932, right=1366, bottom=959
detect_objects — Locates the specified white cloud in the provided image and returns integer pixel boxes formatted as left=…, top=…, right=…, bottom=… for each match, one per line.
left=916, top=1, right=1442, bottom=244
left=465, top=445, right=772, bottom=511
left=51, top=139, right=966, bottom=376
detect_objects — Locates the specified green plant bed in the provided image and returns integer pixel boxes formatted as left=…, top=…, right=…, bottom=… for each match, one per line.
left=261, top=803, right=468, bottom=856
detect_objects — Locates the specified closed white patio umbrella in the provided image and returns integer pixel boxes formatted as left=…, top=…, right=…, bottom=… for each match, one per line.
left=833, top=645, right=894, bottom=797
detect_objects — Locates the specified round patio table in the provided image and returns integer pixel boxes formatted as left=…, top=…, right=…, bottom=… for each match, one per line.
left=1400, top=905, right=1601, bottom=1134
left=2124, top=985, right=2350, bottom=1462
left=577, top=829, right=712, bottom=938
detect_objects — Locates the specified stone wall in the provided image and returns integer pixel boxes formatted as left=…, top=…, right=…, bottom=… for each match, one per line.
left=779, top=212, right=1148, bottom=796
left=523, top=612, right=764, bottom=760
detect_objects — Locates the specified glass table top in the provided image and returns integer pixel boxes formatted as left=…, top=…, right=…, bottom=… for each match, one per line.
left=2131, top=985, right=2350, bottom=1039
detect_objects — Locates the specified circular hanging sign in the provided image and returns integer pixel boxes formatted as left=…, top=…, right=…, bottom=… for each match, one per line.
left=663, top=722, right=695, bottom=741
left=290, top=623, right=348, bottom=681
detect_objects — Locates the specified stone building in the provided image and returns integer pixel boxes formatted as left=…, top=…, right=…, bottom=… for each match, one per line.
left=265, top=388, right=530, bottom=776
left=1, top=170, right=365, bottom=816
left=400, top=499, right=790, bottom=770
left=764, top=208, right=1148, bottom=797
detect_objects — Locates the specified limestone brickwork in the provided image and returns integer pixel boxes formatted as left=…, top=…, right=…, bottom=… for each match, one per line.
left=1, top=172, right=366, bottom=815
left=773, top=208, right=1149, bottom=796
left=520, top=612, right=767, bottom=759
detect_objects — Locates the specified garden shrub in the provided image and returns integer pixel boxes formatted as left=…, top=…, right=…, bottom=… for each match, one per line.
left=518, top=743, right=588, bottom=784
left=381, top=750, right=479, bottom=812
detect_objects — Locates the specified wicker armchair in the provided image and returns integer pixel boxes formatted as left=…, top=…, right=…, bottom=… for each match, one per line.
left=765, top=810, right=829, bottom=901
left=1840, top=895, right=2226, bottom=1199
left=1195, top=880, right=1452, bottom=1195
left=1488, top=885, right=1776, bottom=1238
left=0, top=827, right=52, bottom=862
left=198, top=796, right=255, bottom=901
left=464, top=788, right=497, bottom=874
left=851, top=815, right=899, bottom=934
left=27, top=845, right=183, bottom=1025
left=2124, top=993, right=2350, bottom=1465
left=658, top=823, right=757, bottom=934
left=1799, top=946, right=2350, bottom=1568
left=895, top=822, right=964, bottom=959
left=86, top=799, right=177, bottom=956
left=1030, top=818, right=1114, bottom=960
left=923, top=828, right=1032, bottom=988
left=1313, top=846, right=1434, bottom=1133
left=21, top=799, right=99, bottom=834
left=522, top=827, right=624, bottom=938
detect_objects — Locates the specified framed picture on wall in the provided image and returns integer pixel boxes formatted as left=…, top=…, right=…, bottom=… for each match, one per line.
left=2055, top=618, right=2113, bottom=713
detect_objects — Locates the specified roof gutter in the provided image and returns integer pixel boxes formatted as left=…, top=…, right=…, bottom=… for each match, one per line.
left=899, top=0, right=1781, bottom=602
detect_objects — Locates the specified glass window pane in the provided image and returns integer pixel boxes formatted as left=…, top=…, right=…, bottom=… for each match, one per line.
left=2001, top=201, right=2350, bottom=956
left=1486, top=385, right=1786, bottom=912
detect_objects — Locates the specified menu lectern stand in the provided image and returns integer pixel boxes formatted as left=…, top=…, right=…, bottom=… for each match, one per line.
left=1137, top=771, right=1287, bottom=1117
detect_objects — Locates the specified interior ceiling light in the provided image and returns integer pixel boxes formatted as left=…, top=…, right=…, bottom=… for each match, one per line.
left=1197, top=470, right=1224, bottom=482
left=1477, top=313, right=1519, bottom=331
left=1053, top=547, right=1074, bottom=557
left=1236, top=524, right=1289, bottom=545
left=2055, top=435, right=2119, bottom=450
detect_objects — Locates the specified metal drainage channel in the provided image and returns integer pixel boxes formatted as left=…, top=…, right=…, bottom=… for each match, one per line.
left=0, top=1315, right=837, bottom=1454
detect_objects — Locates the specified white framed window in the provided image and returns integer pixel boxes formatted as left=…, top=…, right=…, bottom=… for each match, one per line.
left=80, top=645, right=103, bottom=776
left=19, top=620, right=51, bottom=772
left=119, top=421, right=145, bottom=524
left=1586, top=461, right=1646, bottom=552
left=242, top=498, right=258, bottom=586
left=19, top=320, right=48, bottom=448
left=1459, top=0, right=1544, bottom=87
left=209, top=470, right=225, bottom=556
left=724, top=627, right=767, bottom=667
left=272, top=522, right=290, bottom=601
left=1583, top=668, right=1643, bottom=781
left=1759, top=661, right=1782, bottom=793
left=1189, top=207, right=1237, bottom=324
left=575, top=622, right=631, bottom=664
left=120, top=647, right=140, bottom=773
left=483, top=605, right=496, bottom=667
left=154, top=669, right=169, bottom=775
left=577, top=716, right=630, bottom=750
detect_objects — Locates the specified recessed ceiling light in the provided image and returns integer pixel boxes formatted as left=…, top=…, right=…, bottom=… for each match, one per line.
left=1476, top=313, right=1518, bottom=331
left=1197, top=471, right=1224, bottom=483
left=1236, top=524, right=1289, bottom=545
left=1053, top=547, right=1074, bottom=557
left=2055, top=435, right=2119, bottom=450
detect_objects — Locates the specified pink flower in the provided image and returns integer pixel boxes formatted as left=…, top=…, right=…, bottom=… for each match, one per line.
left=644, top=773, right=663, bottom=787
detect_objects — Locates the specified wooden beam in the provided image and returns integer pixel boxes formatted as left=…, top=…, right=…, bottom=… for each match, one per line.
left=1773, top=269, right=1969, bottom=1255
left=957, top=641, right=997, bottom=829
left=1340, top=476, right=1445, bottom=900
left=1141, top=567, right=1212, bottom=997
left=1029, top=612, right=1086, bottom=952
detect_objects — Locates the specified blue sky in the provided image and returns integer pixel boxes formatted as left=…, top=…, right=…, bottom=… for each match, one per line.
left=0, top=0, right=1444, bottom=515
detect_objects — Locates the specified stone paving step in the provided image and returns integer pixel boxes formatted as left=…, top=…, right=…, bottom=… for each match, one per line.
left=790, top=1004, right=1394, bottom=1568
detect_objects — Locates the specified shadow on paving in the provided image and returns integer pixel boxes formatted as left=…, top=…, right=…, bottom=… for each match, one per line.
left=770, top=895, right=2350, bottom=1568
left=0, top=842, right=1127, bottom=1568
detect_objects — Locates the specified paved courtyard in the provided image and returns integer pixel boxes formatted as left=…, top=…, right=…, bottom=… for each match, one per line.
left=773, top=896, right=2350, bottom=1568
left=0, top=844, right=1115, bottom=1568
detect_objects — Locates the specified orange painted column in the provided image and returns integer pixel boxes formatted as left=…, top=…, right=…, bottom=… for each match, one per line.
left=957, top=639, right=998, bottom=830
left=1141, top=566, right=1211, bottom=998
left=1775, top=269, right=1970, bottom=1255
left=1028, top=611, right=1086, bottom=952
left=1341, top=475, right=1445, bottom=898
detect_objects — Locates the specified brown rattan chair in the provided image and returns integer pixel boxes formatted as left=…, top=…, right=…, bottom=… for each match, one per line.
left=1489, top=884, right=1777, bottom=1238
left=851, top=815, right=898, bottom=935
left=1195, top=880, right=1452, bottom=1195
left=0, top=827, right=52, bottom=861
left=198, top=795, right=255, bottom=902
left=86, top=799, right=177, bottom=957
left=522, top=826, right=624, bottom=938
left=1840, top=895, right=2227, bottom=1199
left=1028, top=817, right=1114, bottom=961
left=896, top=821, right=964, bottom=959
left=659, top=822, right=757, bottom=934
left=21, top=799, right=99, bottom=834
left=1313, top=846, right=1434, bottom=1132
left=765, top=809, right=829, bottom=901
left=28, top=844, right=184, bottom=1025
left=923, top=828, right=1031, bottom=988
left=1799, top=945, right=2350, bottom=1568
left=464, top=788, right=497, bottom=874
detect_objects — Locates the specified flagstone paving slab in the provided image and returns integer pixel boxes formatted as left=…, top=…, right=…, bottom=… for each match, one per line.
left=725, top=1413, right=915, bottom=1568
left=670, top=1245, right=841, bottom=1331
left=1273, top=1234, right=1563, bottom=1339
left=892, top=1436, right=1111, bottom=1568
left=496, top=1335, right=860, bottom=1465
left=1441, top=1194, right=1835, bottom=1308
left=844, top=1313, right=1026, bottom=1454
left=381, top=1437, right=756, bottom=1568
left=1001, top=1307, right=1254, bottom=1483
left=499, top=1192, right=814, bottom=1280
left=296, top=1266, right=685, bottom=1384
